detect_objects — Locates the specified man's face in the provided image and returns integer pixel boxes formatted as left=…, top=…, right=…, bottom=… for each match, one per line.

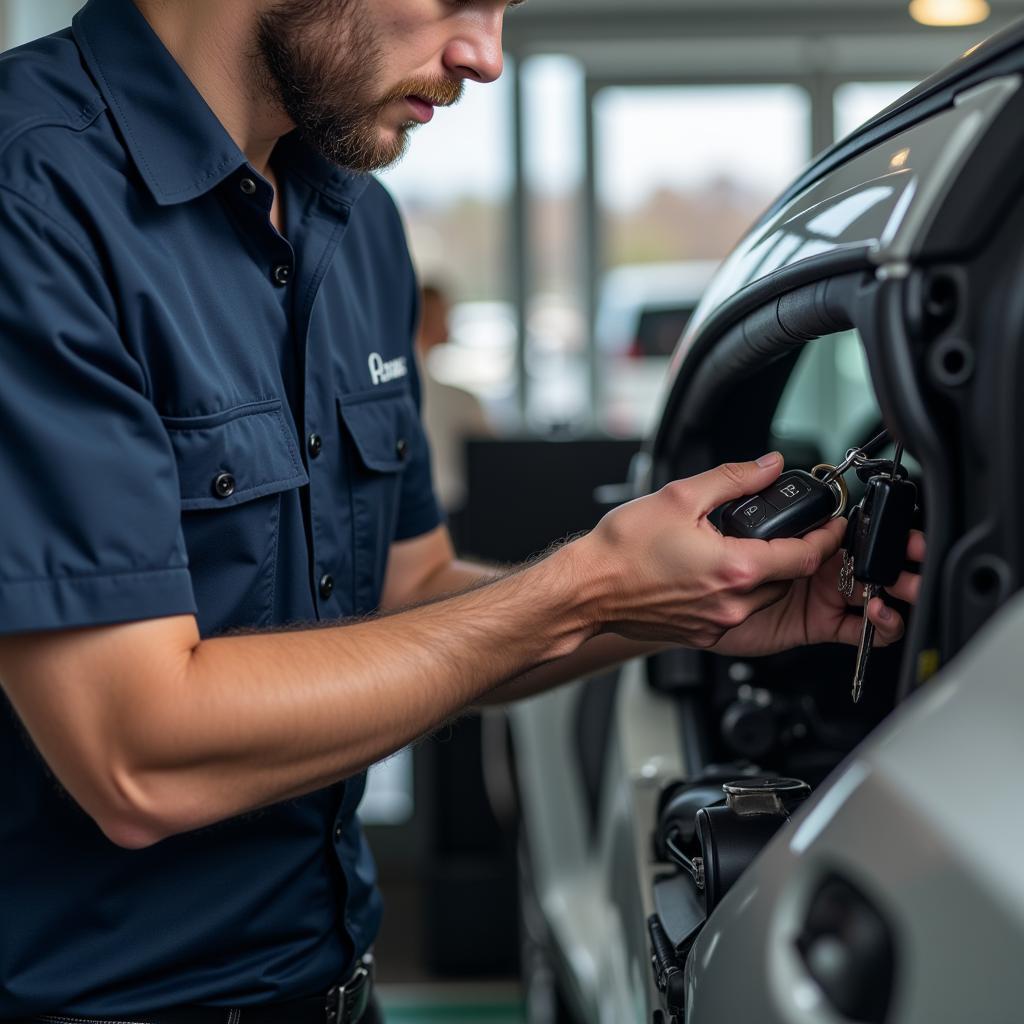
left=254, top=0, right=510, bottom=172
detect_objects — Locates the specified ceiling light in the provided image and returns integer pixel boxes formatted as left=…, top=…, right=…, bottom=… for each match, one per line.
left=889, top=148, right=911, bottom=169
left=909, top=0, right=991, bottom=26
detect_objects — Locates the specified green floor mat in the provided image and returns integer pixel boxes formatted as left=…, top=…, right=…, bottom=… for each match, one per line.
left=381, top=1008, right=525, bottom=1023
left=378, top=984, right=526, bottom=1024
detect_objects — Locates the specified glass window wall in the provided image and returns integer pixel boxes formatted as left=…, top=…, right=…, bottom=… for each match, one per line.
left=379, top=66, right=517, bottom=427
left=593, top=85, right=812, bottom=435
left=834, top=81, right=919, bottom=140
left=522, top=54, right=589, bottom=431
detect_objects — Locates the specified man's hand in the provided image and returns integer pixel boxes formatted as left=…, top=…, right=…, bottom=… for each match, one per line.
left=579, top=452, right=923, bottom=657
left=579, top=453, right=840, bottom=649
left=711, top=523, right=924, bottom=657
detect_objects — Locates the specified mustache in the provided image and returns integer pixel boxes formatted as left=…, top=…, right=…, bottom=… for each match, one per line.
left=379, top=76, right=464, bottom=110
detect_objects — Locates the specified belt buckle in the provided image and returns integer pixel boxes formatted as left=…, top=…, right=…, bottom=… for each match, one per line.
left=325, top=960, right=371, bottom=1024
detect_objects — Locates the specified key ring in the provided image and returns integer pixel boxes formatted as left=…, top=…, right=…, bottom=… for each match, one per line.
left=820, top=450, right=859, bottom=484
left=823, top=446, right=880, bottom=482
left=811, top=463, right=849, bottom=519
left=818, top=429, right=891, bottom=486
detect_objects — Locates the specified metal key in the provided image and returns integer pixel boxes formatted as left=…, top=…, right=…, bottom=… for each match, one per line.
left=844, top=443, right=917, bottom=703
left=851, top=585, right=878, bottom=704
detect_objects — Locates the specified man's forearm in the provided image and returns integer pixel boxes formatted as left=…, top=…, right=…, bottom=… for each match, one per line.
left=115, top=544, right=597, bottom=843
left=402, top=554, right=668, bottom=705
left=475, top=633, right=670, bottom=705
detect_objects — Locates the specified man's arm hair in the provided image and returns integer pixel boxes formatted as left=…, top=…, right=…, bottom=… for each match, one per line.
left=378, top=525, right=666, bottom=706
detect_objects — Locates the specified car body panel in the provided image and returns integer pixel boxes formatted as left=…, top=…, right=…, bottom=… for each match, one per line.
left=686, top=592, right=1024, bottom=1024
left=513, top=661, right=686, bottom=1022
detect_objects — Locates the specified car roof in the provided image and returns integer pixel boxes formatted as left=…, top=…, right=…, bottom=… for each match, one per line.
left=773, top=15, right=1024, bottom=220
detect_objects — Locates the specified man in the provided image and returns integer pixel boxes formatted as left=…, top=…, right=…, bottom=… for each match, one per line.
left=415, top=281, right=495, bottom=512
left=0, top=0, right=919, bottom=1020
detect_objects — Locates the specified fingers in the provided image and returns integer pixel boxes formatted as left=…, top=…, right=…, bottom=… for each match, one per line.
left=681, top=452, right=785, bottom=517
left=834, top=596, right=905, bottom=647
left=867, top=595, right=904, bottom=644
left=883, top=528, right=925, bottom=604
left=885, top=569, right=921, bottom=605
left=906, top=529, right=926, bottom=563
left=754, top=517, right=846, bottom=584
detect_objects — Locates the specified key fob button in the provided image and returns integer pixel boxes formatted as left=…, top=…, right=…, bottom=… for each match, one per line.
left=719, top=469, right=835, bottom=540
left=736, top=496, right=771, bottom=527
left=764, top=475, right=810, bottom=510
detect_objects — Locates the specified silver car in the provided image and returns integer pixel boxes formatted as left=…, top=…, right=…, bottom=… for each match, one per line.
left=512, top=19, right=1024, bottom=1024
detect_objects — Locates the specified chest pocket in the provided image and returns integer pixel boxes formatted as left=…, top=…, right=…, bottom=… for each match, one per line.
left=338, top=386, right=415, bottom=614
left=164, top=399, right=309, bottom=635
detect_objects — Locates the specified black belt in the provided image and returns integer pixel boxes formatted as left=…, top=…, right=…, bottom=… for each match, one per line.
left=20, top=956, right=374, bottom=1024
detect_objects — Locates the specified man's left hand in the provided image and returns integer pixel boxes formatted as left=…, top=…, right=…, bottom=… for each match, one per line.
left=711, top=520, right=925, bottom=658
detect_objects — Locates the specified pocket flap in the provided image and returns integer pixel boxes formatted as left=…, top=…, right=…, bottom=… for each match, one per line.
left=163, top=399, right=309, bottom=510
left=338, top=389, right=415, bottom=473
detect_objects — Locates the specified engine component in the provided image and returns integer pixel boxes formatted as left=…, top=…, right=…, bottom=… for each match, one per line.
left=695, top=777, right=810, bottom=913
left=647, top=914, right=686, bottom=1023
left=656, top=763, right=761, bottom=852
left=650, top=774, right=812, bottom=1020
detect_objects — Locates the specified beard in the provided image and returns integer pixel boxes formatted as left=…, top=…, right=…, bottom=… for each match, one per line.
left=254, top=0, right=463, bottom=173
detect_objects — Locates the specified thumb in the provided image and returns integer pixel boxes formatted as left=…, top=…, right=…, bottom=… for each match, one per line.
left=686, top=453, right=785, bottom=516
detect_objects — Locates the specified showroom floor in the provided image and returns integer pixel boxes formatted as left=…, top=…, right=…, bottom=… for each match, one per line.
left=374, top=878, right=526, bottom=1023
left=378, top=983, right=525, bottom=1023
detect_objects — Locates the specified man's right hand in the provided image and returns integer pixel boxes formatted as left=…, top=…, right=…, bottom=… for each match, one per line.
left=575, top=452, right=843, bottom=649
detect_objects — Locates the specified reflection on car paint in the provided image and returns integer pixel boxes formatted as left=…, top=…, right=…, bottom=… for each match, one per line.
left=669, top=75, right=1020, bottom=384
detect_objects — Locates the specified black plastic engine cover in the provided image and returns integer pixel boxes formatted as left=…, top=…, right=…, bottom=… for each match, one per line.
left=695, top=804, right=787, bottom=913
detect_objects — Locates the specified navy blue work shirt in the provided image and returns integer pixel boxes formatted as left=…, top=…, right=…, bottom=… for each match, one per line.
left=0, top=0, right=443, bottom=1014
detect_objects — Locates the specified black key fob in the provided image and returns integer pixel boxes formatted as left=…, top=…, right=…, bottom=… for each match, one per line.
left=719, top=470, right=838, bottom=540
left=851, top=475, right=917, bottom=586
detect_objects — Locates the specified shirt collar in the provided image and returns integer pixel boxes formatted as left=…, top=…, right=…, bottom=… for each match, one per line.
left=72, top=0, right=369, bottom=209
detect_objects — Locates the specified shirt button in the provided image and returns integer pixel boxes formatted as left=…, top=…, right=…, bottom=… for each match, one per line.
left=395, top=438, right=409, bottom=461
left=319, top=573, right=335, bottom=599
left=213, top=472, right=236, bottom=498
left=308, top=433, right=323, bottom=458
left=239, top=177, right=257, bottom=195
left=334, top=824, right=342, bottom=842
left=272, top=264, right=292, bottom=286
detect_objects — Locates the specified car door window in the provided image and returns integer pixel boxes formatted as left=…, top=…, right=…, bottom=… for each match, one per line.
left=771, top=329, right=880, bottom=466
left=771, top=328, right=924, bottom=483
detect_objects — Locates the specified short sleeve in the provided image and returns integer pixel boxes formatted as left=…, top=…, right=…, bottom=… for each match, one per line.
left=393, top=280, right=444, bottom=542
left=0, top=186, right=196, bottom=635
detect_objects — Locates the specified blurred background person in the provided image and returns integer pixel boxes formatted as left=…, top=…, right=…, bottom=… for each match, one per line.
left=416, top=281, right=496, bottom=514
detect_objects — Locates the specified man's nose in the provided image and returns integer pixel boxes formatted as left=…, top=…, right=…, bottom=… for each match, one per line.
left=442, top=11, right=504, bottom=84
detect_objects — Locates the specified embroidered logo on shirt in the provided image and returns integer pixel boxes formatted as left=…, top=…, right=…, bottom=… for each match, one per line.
left=368, top=352, right=408, bottom=385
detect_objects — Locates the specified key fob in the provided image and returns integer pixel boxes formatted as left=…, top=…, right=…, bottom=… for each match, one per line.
left=719, top=470, right=838, bottom=540
left=851, top=476, right=917, bottom=586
